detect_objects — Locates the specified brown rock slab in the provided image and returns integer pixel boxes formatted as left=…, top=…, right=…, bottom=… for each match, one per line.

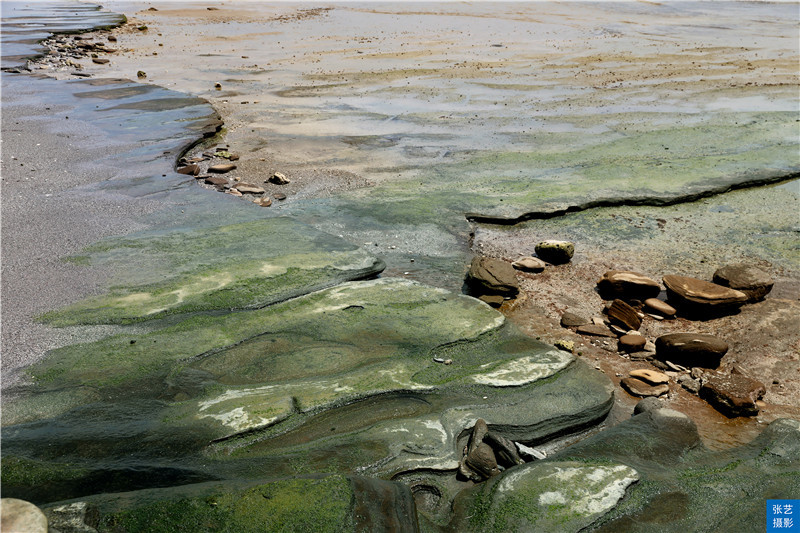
left=576, top=324, right=615, bottom=338
left=273, top=193, right=287, bottom=201
left=208, top=163, right=237, bottom=173
left=618, top=334, right=647, bottom=352
left=257, top=197, right=272, bottom=207
left=644, top=298, right=676, bottom=318
left=621, top=377, right=669, bottom=397
left=177, top=164, right=199, bottom=176
left=234, top=183, right=266, bottom=194
left=560, top=311, right=589, bottom=328
left=534, top=240, right=574, bottom=264
left=204, top=176, right=229, bottom=187
left=92, top=57, right=110, bottom=64
left=597, top=270, right=661, bottom=300
left=629, top=369, right=669, bottom=385
left=700, top=373, right=766, bottom=417
left=466, top=256, right=519, bottom=297
left=712, top=263, right=774, bottom=302
left=607, top=299, right=642, bottom=331
left=512, top=256, right=546, bottom=273
left=662, top=275, right=747, bottom=313
left=655, top=333, right=729, bottom=369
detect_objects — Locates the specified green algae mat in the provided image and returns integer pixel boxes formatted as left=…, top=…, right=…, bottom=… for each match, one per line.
left=39, top=217, right=385, bottom=326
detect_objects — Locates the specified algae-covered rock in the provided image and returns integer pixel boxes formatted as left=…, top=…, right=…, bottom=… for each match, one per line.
left=46, top=475, right=419, bottom=533
left=450, top=461, right=639, bottom=532
left=38, top=217, right=385, bottom=325
left=5, top=278, right=613, bottom=504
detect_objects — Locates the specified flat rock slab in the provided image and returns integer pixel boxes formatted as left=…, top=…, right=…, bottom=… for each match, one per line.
left=451, top=461, right=638, bottom=532
left=234, top=183, right=265, bottom=194
left=561, top=311, right=589, bottom=328
left=598, top=270, right=661, bottom=300
left=208, top=163, right=237, bottom=173
left=699, top=373, right=766, bottom=417
left=712, top=263, right=774, bottom=302
left=621, top=377, right=669, bottom=397
left=662, top=275, right=747, bottom=313
left=465, top=256, right=519, bottom=297
left=534, top=240, right=574, bottom=264
left=577, top=323, right=616, bottom=337
left=644, top=298, right=676, bottom=317
left=38, top=217, right=385, bottom=326
left=629, top=369, right=669, bottom=385
left=655, top=333, right=729, bottom=369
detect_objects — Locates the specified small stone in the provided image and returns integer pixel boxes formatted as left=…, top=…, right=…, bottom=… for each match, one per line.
left=633, top=397, right=664, bottom=415
left=712, top=263, right=774, bottom=302
left=560, top=311, right=589, bottom=328
left=643, top=298, right=676, bottom=318
left=273, top=193, right=287, bottom=201
left=466, top=256, right=519, bottom=297
left=700, top=373, right=766, bottom=417
left=269, top=172, right=291, bottom=185
left=107, top=35, right=117, bottom=42
left=678, top=374, right=701, bottom=394
left=177, top=164, right=199, bottom=176
left=629, top=369, right=669, bottom=385
left=576, top=324, right=615, bottom=338
left=214, top=82, right=222, bottom=89
left=478, top=294, right=505, bottom=308
left=534, top=240, right=574, bottom=264
left=553, top=339, right=574, bottom=353
left=618, top=334, right=647, bottom=352
left=662, top=275, right=748, bottom=313
left=644, top=340, right=656, bottom=353
left=607, top=299, right=642, bottom=331
left=1, top=499, right=48, bottom=533
left=621, top=377, right=669, bottom=397
left=458, top=456, right=483, bottom=482
left=92, top=57, right=109, bottom=64
left=512, top=256, right=546, bottom=273
left=234, top=183, right=266, bottom=194
left=137, top=70, right=146, bottom=78
left=597, top=270, right=661, bottom=300
left=208, top=163, right=237, bottom=173
left=204, top=176, right=229, bottom=187
left=226, top=189, right=242, bottom=197
left=257, top=197, right=272, bottom=207
left=655, top=333, right=729, bottom=369
left=45, top=501, right=97, bottom=533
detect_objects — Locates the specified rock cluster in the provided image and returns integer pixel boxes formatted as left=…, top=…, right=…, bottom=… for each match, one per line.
left=458, top=419, right=533, bottom=482
left=177, top=145, right=292, bottom=208
left=555, top=265, right=774, bottom=417
left=24, top=32, right=119, bottom=75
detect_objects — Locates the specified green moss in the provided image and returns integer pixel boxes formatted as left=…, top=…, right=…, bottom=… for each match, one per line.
left=0, top=455, right=89, bottom=487
left=97, top=476, right=355, bottom=533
